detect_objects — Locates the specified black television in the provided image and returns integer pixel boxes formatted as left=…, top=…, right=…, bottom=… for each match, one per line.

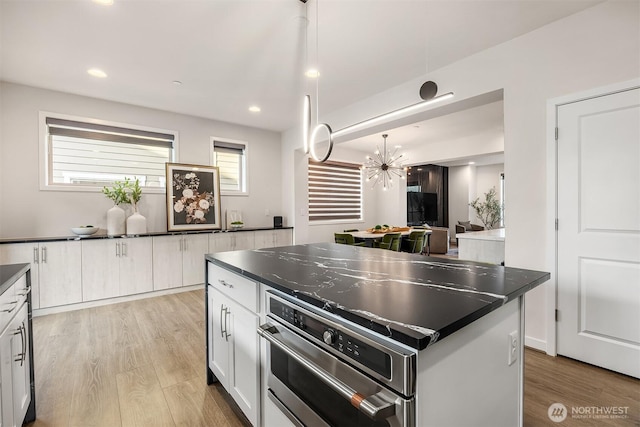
left=407, top=192, right=438, bottom=225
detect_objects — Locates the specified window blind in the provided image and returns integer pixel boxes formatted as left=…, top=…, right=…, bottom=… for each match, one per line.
left=308, top=159, right=362, bottom=221
left=45, top=117, right=174, bottom=187
left=213, top=140, right=245, bottom=192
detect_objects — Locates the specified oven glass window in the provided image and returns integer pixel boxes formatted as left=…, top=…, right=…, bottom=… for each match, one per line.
left=272, top=346, right=391, bottom=427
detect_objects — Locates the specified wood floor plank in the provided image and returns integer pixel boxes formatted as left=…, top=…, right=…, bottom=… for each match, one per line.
left=163, top=377, right=232, bottom=427
left=148, top=333, right=199, bottom=389
left=524, top=348, right=640, bottom=426
left=116, top=364, right=175, bottom=427
left=68, top=344, right=122, bottom=427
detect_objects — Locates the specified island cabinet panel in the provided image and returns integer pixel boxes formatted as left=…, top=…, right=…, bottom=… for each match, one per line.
left=206, top=263, right=260, bottom=426
left=209, top=232, right=255, bottom=253
left=153, top=234, right=210, bottom=290
left=81, top=237, right=152, bottom=302
left=254, top=229, right=292, bottom=249
left=415, top=297, right=521, bottom=427
left=0, top=244, right=40, bottom=310
left=0, top=266, right=34, bottom=427
left=35, top=241, right=82, bottom=308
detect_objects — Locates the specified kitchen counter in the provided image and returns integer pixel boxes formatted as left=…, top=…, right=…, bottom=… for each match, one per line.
left=0, top=262, right=30, bottom=296
left=0, top=226, right=292, bottom=245
left=206, top=242, right=549, bottom=350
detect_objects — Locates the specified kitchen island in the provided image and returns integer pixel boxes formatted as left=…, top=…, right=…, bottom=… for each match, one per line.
left=205, top=243, right=549, bottom=427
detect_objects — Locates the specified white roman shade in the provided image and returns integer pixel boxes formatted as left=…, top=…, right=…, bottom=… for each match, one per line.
left=308, top=159, right=362, bottom=221
left=45, top=117, right=174, bottom=187
left=213, top=140, right=246, bottom=193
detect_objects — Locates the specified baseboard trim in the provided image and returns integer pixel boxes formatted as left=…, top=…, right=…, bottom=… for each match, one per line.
left=525, top=335, right=547, bottom=353
left=33, top=284, right=204, bottom=317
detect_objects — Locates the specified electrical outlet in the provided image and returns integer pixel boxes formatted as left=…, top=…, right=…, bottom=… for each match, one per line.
left=508, top=331, right=518, bottom=366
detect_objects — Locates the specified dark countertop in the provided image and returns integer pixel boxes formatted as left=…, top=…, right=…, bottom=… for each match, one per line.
left=206, top=242, right=550, bottom=350
left=0, top=263, right=30, bottom=296
left=0, top=226, right=293, bottom=245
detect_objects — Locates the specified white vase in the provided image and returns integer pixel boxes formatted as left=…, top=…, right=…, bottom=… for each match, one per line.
left=107, top=205, right=126, bottom=236
left=126, top=207, right=147, bottom=236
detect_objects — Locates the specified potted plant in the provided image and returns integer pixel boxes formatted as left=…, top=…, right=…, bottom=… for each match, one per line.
left=102, top=180, right=130, bottom=236
left=469, top=187, right=503, bottom=230
left=124, top=178, right=146, bottom=235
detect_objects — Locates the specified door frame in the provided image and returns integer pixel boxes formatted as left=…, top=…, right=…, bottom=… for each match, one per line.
left=545, top=78, right=640, bottom=357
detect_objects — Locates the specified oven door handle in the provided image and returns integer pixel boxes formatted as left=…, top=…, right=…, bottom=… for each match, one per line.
left=258, top=323, right=396, bottom=421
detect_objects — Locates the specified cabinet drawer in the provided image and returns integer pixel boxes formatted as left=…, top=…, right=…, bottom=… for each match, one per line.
left=0, top=283, right=17, bottom=331
left=207, top=263, right=258, bottom=312
left=12, top=275, right=29, bottom=304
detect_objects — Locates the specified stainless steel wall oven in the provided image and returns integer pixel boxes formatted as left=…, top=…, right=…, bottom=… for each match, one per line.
left=258, top=291, right=416, bottom=427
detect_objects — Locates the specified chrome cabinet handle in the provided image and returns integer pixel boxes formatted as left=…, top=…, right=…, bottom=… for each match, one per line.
left=218, top=279, right=234, bottom=289
left=13, top=324, right=26, bottom=366
left=33, top=247, right=39, bottom=264
left=220, top=306, right=226, bottom=338
left=224, top=308, right=231, bottom=342
left=258, top=323, right=396, bottom=421
left=182, top=237, right=187, bottom=251
left=116, top=242, right=120, bottom=257
left=122, top=242, right=127, bottom=257
left=41, top=246, right=47, bottom=263
left=179, top=238, right=183, bottom=252
left=1, top=301, right=18, bottom=313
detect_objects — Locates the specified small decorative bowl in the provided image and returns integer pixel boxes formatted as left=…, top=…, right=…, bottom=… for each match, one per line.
left=71, top=226, right=99, bottom=236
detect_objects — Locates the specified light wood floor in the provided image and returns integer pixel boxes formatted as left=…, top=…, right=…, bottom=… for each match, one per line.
left=26, top=290, right=638, bottom=427
left=27, top=289, right=250, bottom=427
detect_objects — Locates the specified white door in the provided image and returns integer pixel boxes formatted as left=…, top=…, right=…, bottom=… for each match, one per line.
left=38, top=241, right=82, bottom=308
left=557, top=86, right=640, bottom=378
left=81, top=239, right=119, bottom=301
left=151, top=235, right=183, bottom=290
left=182, top=234, right=209, bottom=286
left=119, top=238, right=153, bottom=296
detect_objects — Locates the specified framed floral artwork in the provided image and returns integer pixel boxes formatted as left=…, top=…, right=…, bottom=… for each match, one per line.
left=166, top=163, right=221, bottom=231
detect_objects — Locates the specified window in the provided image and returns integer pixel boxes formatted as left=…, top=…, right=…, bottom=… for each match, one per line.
left=212, top=138, right=247, bottom=194
left=43, top=114, right=175, bottom=190
left=308, top=159, right=362, bottom=222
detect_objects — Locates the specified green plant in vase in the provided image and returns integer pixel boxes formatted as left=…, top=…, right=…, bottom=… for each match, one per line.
left=102, top=180, right=131, bottom=206
left=126, top=178, right=143, bottom=212
left=469, top=187, right=503, bottom=230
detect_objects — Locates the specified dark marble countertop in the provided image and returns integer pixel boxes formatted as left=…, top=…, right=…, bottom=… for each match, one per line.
left=0, top=263, right=30, bottom=296
left=0, top=226, right=293, bottom=245
left=206, top=242, right=550, bottom=350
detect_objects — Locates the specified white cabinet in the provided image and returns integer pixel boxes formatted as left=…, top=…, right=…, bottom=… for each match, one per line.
left=0, top=241, right=81, bottom=309
left=209, top=232, right=254, bottom=253
left=0, top=280, right=31, bottom=427
left=254, top=229, right=292, bottom=249
left=152, top=234, right=209, bottom=290
left=81, top=237, right=152, bottom=301
left=207, top=263, right=259, bottom=426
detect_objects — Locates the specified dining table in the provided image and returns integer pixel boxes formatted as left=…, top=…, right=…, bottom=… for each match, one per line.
left=347, top=228, right=432, bottom=254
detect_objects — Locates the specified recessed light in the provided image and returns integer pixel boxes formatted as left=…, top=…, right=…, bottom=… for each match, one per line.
left=468, top=161, right=475, bottom=165
left=305, top=69, right=320, bottom=78
left=249, top=106, right=261, bottom=113
left=87, top=68, right=107, bottom=78
left=172, top=80, right=182, bottom=85
left=92, top=0, right=114, bottom=5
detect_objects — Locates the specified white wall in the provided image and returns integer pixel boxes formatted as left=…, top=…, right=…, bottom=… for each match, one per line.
left=0, top=82, right=283, bottom=239
left=472, top=163, right=504, bottom=226
left=283, top=1, right=640, bottom=352
left=448, top=165, right=471, bottom=239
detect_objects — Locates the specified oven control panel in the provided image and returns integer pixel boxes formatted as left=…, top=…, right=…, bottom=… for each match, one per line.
left=270, top=297, right=391, bottom=379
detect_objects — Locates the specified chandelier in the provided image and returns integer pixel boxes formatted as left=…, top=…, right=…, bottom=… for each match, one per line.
left=363, top=134, right=406, bottom=191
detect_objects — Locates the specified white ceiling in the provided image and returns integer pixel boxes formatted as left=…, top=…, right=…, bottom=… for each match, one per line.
left=1, top=0, right=601, bottom=137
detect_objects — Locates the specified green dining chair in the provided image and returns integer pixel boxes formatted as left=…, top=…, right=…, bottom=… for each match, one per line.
left=334, top=233, right=365, bottom=246
left=373, top=232, right=401, bottom=251
left=401, top=230, right=427, bottom=253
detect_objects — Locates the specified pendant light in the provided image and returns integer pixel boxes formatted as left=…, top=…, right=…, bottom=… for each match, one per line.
left=300, top=0, right=454, bottom=163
